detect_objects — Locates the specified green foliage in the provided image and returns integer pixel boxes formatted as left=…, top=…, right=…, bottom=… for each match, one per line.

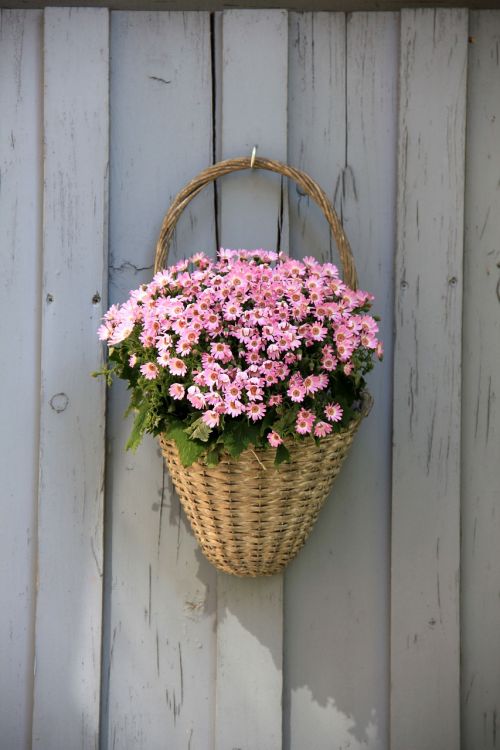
left=275, top=443, right=291, bottom=465
left=164, top=421, right=207, bottom=467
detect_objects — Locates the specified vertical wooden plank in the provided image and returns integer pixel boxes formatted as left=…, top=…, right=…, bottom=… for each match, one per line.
left=391, top=9, right=467, bottom=749
left=285, top=12, right=396, bottom=750
left=0, top=10, right=42, bottom=750
left=461, top=12, right=500, bottom=750
left=287, top=12, right=346, bottom=264
left=215, top=10, right=287, bottom=750
left=105, top=12, right=217, bottom=750
left=32, top=9, right=109, bottom=749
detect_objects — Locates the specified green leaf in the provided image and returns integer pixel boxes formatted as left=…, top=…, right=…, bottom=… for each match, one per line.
left=275, top=444, right=291, bottom=465
left=205, top=446, right=221, bottom=467
left=184, top=417, right=212, bottom=443
left=223, top=419, right=260, bottom=458
left=125, top=401, right=150, bottom=452
left=164, top=424, right=206, bottom=467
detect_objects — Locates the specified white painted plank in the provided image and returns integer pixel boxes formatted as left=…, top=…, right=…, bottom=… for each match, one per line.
left=104, top=12, right=217, bottom=750
left=287, top=12, right=346, bottom=264
left=285, top=12, right=397, bottom=750
left=391, top=9, right=468, bottom=749
left=0, top=10, right=42, bottom=750
left=216, top=10, right=288, bottom=750
left=461, top=12, right=500, bottom=750
left=219, top=9, right=289, bottom=254
left=32, top=9, right=109, bottom=749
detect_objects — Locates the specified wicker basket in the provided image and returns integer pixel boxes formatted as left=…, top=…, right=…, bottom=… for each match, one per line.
left=154, top=156, right=371, bottom=577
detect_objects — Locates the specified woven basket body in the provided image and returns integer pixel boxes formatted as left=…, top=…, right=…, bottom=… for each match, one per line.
left=153, top=156, right=371, bottom=576
left=159, top=396, right=369, bottom=576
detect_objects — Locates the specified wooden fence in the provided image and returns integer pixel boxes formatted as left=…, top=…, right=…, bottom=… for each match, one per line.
left=0, top=7, right=499, bottom=749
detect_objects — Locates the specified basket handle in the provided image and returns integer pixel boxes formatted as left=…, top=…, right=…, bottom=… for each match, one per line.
left=154, top=156, right=358, bottom=289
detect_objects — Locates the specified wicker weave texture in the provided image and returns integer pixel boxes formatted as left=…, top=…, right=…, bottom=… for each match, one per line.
left=154, top=156, right=358, bottom=290
left=159, top=401, right=368, bottom=577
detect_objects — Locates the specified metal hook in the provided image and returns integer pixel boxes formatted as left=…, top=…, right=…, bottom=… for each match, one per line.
left=250, top=145, right=257, bottom=168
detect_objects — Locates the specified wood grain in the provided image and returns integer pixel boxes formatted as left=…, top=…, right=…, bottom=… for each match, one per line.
left=461, top=11, right=500, bottom=750
left=0, top=10, right=42, bottom=750
left=391, top=9, right=468, bottom=750
left=285, top=12, right=397, bottom=749
left=0, top=1, right=497, bottom=12
left=31, top=8, right=109, bottom=749
left=216, top=9, right=287, bottom=750
left=103, top=12, right=217, bottom=750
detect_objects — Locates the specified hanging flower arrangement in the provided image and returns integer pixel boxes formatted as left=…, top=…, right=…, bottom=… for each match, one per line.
left=95, top=156, right=382, bottom=577
left=97, top=248, right=382, bottom=468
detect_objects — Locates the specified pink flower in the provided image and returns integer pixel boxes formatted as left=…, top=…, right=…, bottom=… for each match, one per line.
left=140, top=362, right=159, bottom=380
left=202, top=410, right=220, bottom=428
left=157, top=351, right=170, bottom=367
left=169, top=383, right=185, bottom=400
left=225, top=399, right=245, bottom=417
left=267, top=431, right=283, bottom=447
left=324, top=403, right=343, bottom=422
left=247, top=402, right=266, bottom=421
left=295, top=408, right=315, bottom=435
left=211, top=342, right=233, bottom=362
left=187, top=386, right=206, bottom=410
left=128, top=354, right=137, bottom=367
left=168, top=358, right=187, bottom=377
left=246, top=379, right=264, bottom=401
left=287, top=383, right=306, bottom=403
left=295, top=417, right=313, bottom=435
left=98, top=323, right=112, bottom=341
left=268, top=394, right=282, bottom=407
left=309, top=323, right=327, bottom=341
left=314, top=420, right=333, bottom=437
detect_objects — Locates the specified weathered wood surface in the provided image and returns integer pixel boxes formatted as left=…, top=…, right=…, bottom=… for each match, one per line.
left=215, top=9, right=288, bottom=750
left=461, top=12, right=500, bottom=750
left=0, top=10, right=42, bottom=750
left=3, top=8, right=500, bottom=750
left=103, top=12, right=217, bottom=750
left=1, top=0, right=498, bottom=13
left=285, top=12, right=397, bottom=749
left=287, top=12, right=346, bottom=264
left=31, top=8, right=109, bottom=749
left=391, top=9, right=468, bottom=750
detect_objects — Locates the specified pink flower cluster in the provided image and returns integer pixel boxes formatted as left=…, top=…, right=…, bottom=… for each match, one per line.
left=99, top=249, right=382, bottom=443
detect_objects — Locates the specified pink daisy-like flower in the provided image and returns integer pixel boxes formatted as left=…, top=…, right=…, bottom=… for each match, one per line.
left=168, top=358, right=187, bottom=377
left=140, top=362, right=159, bottom=380
left=314, top=420, right=333, bottom=438
left=168, top=383, right=185, bottom=400
left=322, top=354, right=337, bottom=371
left=287, top=384, right=306, bottom=403
left=295, top=408, right=315, bottom=435
left=202, top=410, right=220, bottom=428
left=268, top=394, right=282, bottom=407
left=157, top=351, right=171, bottom=367
left=246, top=380, right=264, bottom=401
left=247, top=402, right=266, bottom=421
left=187, top=386, right=206, bottom=410
left=211, top=342, right=233, bottom=362
left=97, top=323, right=112, bottom=341
left=324, top=402, right=343, bottom=422
left=295, top=417, right=313, bottom=435
left=225, top=398, right=245, bottom=417
left=267, top=431, right=283, bottom=447
left=128, top=354, right=137, bottom=367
